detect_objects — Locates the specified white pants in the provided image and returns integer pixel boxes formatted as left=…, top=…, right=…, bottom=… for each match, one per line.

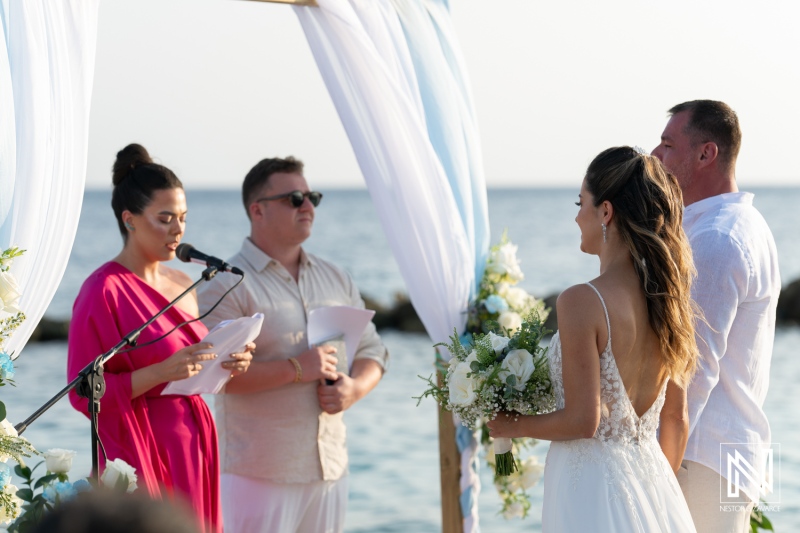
left=678, top=460, right=754, bottom=533
left=221, top=473, right=348, bottom=533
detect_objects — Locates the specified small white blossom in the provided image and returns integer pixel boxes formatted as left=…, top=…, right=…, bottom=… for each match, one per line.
left=0, top=272, right=22, bottom=315
left=497, top=311, right=523, bottom=335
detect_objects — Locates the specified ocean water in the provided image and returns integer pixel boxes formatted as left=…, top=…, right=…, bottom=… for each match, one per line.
left=3, top=188, right=799, bottom=531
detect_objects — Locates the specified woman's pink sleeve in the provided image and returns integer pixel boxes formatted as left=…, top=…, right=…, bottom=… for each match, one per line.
left=67, top=280, right=134, bottom=417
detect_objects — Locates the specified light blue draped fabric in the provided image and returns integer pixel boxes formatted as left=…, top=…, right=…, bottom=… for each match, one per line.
left=0, top=0, right=99, bottom=356
left=294, top=1, right=488, bottom=530
left=390, top=0, right=489, bottom=292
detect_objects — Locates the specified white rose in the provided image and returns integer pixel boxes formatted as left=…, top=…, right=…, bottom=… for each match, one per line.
left=486, top=332, right=510, bottom=355
left=44, top=449, right=77, bottom=474
left=502, top=500, right=525, bottom=519
left=497, top=311, right=522, bottom=335
left=518, top=456, right=544, bottom=489
left=499, top=349, right=535, bottom=390
left=488, top=243, right=524, bottom=282
left=504, top=287, right=530, bottom=311
left=0, top=272, right=22, bottom=314
left=448, top=362, right=477, bottom=406
left=100, top=458, right=138, bottom=493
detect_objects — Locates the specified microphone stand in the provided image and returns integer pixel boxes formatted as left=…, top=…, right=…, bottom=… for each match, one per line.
left=14, top=266, right=221, bottom=482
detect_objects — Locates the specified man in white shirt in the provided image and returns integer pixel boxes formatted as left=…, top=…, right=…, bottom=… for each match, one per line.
left=652, top=100, right=780, bottom=532
left=198, top=156, right=388, bottom=533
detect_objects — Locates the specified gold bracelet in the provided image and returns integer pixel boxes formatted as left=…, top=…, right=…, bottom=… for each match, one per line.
left=288, top=357, right=302, bottom=383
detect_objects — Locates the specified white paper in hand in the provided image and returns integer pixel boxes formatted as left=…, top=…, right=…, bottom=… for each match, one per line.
left=307, top=306, right=375, bottom=372
left=162, top=313, right=264, bottom=396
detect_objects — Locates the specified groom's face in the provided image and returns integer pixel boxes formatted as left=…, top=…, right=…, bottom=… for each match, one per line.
left=652, top=111, right=696, bottom=194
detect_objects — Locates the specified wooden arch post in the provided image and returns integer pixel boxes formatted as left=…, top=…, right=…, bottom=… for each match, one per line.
left=243, top=1, right=465, bottom=531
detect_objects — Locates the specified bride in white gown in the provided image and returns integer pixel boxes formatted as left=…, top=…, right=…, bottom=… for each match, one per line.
left=488, top=146, right=699, bottom=532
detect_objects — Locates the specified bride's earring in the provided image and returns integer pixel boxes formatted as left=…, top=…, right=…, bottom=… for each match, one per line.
left=601, top=223, right=607, bottom=243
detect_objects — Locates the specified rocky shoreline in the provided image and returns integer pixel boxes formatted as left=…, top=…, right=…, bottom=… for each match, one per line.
left=28, top=278, right=800, bottom=342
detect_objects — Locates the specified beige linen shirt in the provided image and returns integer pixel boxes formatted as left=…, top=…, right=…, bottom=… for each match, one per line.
left=197, top=238, right=387, bottom=483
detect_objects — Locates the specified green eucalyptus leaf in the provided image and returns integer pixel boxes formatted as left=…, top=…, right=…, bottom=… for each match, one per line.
left=16, top=487, right=34, bottom=502
left=34, top=473, right=59, bottom=489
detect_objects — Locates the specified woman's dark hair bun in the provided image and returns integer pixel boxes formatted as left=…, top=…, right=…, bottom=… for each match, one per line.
left=112, top=143, right=153, bottom=186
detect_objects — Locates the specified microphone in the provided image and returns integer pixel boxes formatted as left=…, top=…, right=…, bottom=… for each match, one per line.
left=176, top=243, right=244, bottom=276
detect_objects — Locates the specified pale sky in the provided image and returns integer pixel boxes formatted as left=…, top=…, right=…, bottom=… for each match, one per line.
left=86, top=0, right=800, bottom=190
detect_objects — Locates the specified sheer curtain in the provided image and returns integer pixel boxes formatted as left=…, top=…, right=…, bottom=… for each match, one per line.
left=0, top=0, right=100, bottom=355
left=294, top=1, right=489, bottom=530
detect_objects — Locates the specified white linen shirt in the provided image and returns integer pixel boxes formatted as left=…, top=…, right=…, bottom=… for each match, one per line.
left=683, top=192, right=780, bottom=502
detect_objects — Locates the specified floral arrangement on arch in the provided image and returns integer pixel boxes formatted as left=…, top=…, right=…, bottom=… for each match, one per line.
left=418, top=233, right=554, bottom=519
left=0, top=246, right=138, bottom=529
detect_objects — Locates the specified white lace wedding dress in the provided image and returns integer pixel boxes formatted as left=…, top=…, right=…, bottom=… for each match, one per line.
left=541, top=283, right=697, bottom=532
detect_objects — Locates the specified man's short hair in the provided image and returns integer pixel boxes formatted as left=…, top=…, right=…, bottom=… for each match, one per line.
left=242, top=156, right=305, bottom=218
left=669, top=100, right=742, bottom=168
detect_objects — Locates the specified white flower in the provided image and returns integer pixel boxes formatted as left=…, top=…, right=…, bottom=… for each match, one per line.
left=499, top=349, right=535, bottom=391
left=486, top=331, right=510, bottom=354
left=504, top=286, right=531, bottom=311
left=0, top=420, right=17, bottom=439
left=0, top=484, right=21, bottom=524
left=448, top=362, right=477, bottom=406
left=0, top=272, right=22, bottom=315
left=0, top=420, right=18, bottom=463
left=497, top=311, right=523, bottom=335
left=487, top=243, right=524, bottom=282
left=100, top=458, right=138, bottom=493
left=44, top=448, right=77, bottom=474
left=503, top=500, right=525, bottom=519
left=518, top=456, right=544, bottom=489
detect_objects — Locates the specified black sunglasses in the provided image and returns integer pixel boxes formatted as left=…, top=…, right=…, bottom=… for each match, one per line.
left=255, top=190, right=323, bottom=208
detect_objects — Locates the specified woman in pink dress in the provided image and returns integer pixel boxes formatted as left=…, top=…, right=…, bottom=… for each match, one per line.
left=68, top=144, right=253, bottom=533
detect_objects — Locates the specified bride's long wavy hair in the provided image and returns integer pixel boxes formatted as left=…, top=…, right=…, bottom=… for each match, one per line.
left=585, top=146, right=698, bottom=388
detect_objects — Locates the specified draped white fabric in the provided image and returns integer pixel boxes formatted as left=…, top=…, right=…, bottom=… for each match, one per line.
left=294, top=0, right=489, bottom=355
left=294, top=1, right=489, bottom=530
left=0, top=0, right=99, bottom=355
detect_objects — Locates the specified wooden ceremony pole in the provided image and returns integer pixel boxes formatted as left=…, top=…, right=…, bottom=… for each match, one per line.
left=438, top=370, right=464, bottom=533
left=243, top=2, right=465, bottom=530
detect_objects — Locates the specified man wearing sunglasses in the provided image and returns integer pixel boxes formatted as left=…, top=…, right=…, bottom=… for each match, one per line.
left=197, top=156, right=388, bottom=533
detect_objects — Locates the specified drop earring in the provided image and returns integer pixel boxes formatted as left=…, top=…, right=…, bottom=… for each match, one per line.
left=601, top=223, right=607, bottom=243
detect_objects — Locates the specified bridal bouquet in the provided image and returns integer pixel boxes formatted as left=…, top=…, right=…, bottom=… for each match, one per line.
left=424, top=314, right=555, bottom=478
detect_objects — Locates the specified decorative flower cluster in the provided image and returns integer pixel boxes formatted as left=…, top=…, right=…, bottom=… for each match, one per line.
left=0, top=247, right=35, bottom=525
left=485, top=438, right=544, bottom=519
left=418, top=233, right=553, bottom=519
left=467, top=233, right=548, bottom=337
left=6, top=448, right=138, bottom=531
left=0, top=246, right=139, bottom=528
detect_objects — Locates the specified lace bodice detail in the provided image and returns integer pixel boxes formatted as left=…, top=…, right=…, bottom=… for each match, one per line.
left=547, top=283, right=667, bottom=445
